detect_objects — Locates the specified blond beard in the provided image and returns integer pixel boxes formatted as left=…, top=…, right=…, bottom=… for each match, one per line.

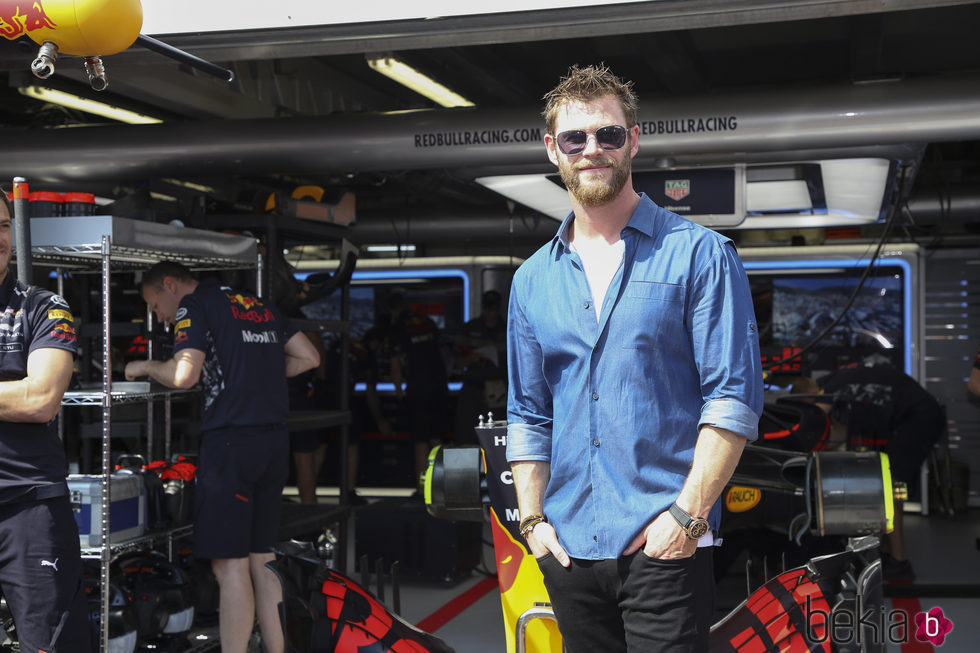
left=558, top=153, right=632, bottom=207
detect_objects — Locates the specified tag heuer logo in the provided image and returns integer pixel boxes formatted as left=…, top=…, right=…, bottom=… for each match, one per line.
left=665, top=179, right=691, bottom=201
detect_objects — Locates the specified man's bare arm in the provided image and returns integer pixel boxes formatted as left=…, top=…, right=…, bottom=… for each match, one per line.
left=676, top=425, right=747, bottom=520
left=511, top=459, right=569, bottom=566
left=0, top=348, right=74, bottom=422
left=284, top=331, right=320, bottom=378
left=624, top=425, right=747, bottom=559
left=125, top=348, right=204, bottom=389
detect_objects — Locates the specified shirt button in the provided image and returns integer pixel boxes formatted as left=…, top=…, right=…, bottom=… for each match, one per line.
left=584, top=301, right=590, bottom=309
left=592, top=439, right=600, bottom=447
left=592, top=392, right=599, bottom=400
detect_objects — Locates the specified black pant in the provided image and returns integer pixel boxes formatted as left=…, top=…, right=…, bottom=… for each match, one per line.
left=0, top=497, right=91, bottom=653
left=537, top=548, right=713, bottom=653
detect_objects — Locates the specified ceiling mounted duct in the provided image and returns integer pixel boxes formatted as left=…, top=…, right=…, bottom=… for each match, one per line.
left=0, top=74, right=974, bottom=184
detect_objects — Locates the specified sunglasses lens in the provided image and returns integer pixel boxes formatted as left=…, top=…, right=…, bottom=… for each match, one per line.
left=596, top=126, right=627, bottom=150
left=555, top=126, right=627, bottom=154
left=556, top=130, right=587, bottom=155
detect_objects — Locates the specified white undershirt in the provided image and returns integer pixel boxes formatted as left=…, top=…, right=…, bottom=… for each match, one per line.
left=570, top=238, right=625, bottom=323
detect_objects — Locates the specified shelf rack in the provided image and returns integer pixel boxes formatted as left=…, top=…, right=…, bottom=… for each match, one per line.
left=27, top=216, right=259, bottom=653
left=26, top=214, right=355, bottom=651
left=62, top=387, right=198, bottom=406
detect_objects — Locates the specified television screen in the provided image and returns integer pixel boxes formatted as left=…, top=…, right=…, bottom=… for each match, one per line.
left=749, top=263, right=907, bottom=375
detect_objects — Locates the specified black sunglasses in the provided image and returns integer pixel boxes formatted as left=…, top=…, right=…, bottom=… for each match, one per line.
left=554, top=125, right=628, bottom=155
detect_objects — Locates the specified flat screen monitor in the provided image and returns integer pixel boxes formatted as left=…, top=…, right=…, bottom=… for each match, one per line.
left=746, top=259, right=910, bottom=377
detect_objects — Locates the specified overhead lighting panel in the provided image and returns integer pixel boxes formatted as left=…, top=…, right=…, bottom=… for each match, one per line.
left=366, top=54, right=474, bottom=108
left=477, top=159, right=893, bottom=229
left=18, top=86, right=163, bottom=125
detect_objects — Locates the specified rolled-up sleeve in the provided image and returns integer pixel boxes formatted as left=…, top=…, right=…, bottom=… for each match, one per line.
left=700, top=397, right=761, bottom=441
left=689, top=242, right=764, bottom=441
left=506, top=274, right=554, bottom=462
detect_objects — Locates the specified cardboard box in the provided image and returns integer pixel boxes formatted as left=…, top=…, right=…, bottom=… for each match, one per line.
left=68, top=473, right=146, bottom=546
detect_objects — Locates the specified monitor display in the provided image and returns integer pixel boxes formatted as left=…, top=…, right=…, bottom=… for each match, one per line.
left=748, top=261, right=908, bottom=376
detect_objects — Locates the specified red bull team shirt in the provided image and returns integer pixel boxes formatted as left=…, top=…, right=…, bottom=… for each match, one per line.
left=0, top=271, right=77, bottom=503
left=173, top=278, right=298, bottom=432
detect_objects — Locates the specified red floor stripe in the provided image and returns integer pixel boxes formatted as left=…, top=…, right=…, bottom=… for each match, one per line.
left=415, top=576, right=499, bottom=634
left=890, top=594, right=933, bottom=653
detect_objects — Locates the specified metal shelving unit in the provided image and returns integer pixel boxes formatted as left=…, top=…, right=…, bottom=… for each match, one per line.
left=30, top=216, right=259, bottom=653
left=62, top=388, right=196, bottom=406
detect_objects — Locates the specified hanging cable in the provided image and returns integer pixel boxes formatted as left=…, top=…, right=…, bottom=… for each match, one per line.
left=763, top=163, right=909, bottom=372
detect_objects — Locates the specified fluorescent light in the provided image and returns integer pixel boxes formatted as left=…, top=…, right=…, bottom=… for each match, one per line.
left=365, top=244, right=417, bottom=253
left=746, top=180, right=812, bottom=213
left=18, top=86, right=162, bottom=124
left=161, top=178, right=216, bottom=193
left=476, top=174, right=570, bottom=221
left=366, top=55, right=474, bottom=108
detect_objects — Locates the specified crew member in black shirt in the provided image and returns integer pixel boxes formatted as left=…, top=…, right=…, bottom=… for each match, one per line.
left=387, top=293, right=449, bottom=491
left=454, top=290, right=507, bottom=444
left=125, top=262, right=319, bottom=653
left=0, top=192, right=90, bottom=652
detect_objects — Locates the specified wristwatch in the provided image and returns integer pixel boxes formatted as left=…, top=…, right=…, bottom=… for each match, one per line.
left=668, top=503, right=710, bottom=540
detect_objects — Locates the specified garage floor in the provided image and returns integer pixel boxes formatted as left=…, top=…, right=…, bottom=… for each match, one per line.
left=171, top=491, right=980, bottom=653
left=340, top=495, right=980, bottom=653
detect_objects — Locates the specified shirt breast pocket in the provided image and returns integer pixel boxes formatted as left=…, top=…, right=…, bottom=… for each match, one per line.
left=624, top=281, right=684, bottom=302
left=619, top=281, right=685, bottom=349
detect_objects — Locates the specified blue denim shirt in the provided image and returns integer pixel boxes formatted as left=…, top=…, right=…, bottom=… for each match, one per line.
left=506, top=194, right=763, bottom=560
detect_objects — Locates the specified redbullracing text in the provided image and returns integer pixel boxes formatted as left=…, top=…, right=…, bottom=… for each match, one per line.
left=414, top=127, right=542, bottom=148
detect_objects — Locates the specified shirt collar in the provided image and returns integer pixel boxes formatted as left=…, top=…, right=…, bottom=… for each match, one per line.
left=552, top=193, right=660, bottom=258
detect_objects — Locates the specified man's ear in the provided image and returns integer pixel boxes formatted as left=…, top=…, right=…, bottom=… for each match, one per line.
left=544, top=133, right=560, bottom=167
left=629, top=124, right=640, bottom=159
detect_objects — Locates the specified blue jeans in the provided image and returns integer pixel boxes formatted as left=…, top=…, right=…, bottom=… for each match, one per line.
left=536, top=547, right=713, bottom=653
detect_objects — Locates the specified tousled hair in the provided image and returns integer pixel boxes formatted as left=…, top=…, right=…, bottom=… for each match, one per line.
left=542, top=63, right=638, bottom=135
left=141, top=261, right=196, bottom=291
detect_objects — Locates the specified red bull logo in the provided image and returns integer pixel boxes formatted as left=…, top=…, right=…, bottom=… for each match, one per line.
left=0, top=1, right=56, bottom=39
left=226, top=293, right=262, bottom=311
left=49, top=321, right=76, bottom=341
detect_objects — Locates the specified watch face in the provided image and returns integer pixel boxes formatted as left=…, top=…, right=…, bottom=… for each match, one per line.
left=689, top=520, right=710, bottom=539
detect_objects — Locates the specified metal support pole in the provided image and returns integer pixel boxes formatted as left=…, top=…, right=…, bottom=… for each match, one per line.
left=12, top=177, right=31, bottom=283
left=337, top=280, right=351, bottom=573
left=145, top=302, right=155, bottom=460
left=100, top=234, right=112, bottom=653
left=57, top=268, right=66, bottom=443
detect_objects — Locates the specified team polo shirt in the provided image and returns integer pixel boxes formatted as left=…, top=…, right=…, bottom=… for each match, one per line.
left=173, top=278, right=297, bottom=433
left=0, top=271, right=77, bottom=503
left=390, top=312, right=448, bottom=396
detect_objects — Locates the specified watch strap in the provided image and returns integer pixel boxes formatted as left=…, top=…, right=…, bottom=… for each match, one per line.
left=668, top=502, right=709, bottom=539
left=669, top=502, right=693, bottom=529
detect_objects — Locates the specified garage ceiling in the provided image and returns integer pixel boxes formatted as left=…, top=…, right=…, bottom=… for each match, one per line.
left=0, top=0, right=978, bottom=256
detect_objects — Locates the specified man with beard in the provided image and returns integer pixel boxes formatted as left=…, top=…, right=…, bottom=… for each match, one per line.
left=506, top=64, right=763, bottom=652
